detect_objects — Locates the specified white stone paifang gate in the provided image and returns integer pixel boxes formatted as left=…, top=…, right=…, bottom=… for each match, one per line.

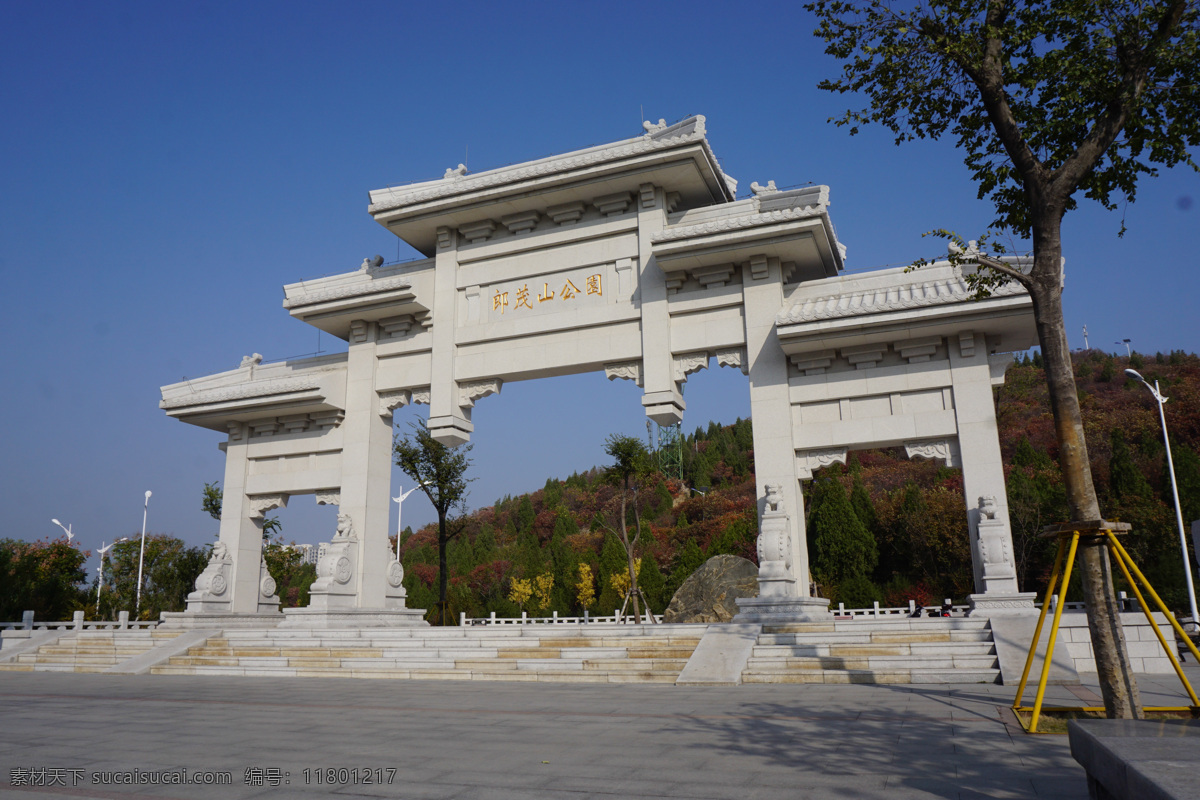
left=160, top=116, right=1038, bottom=627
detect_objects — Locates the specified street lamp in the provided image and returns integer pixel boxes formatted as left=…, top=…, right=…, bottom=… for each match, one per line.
left=135, top=490, right=151, bottom=618
left=95, top=537, right=129, bottom=613
left=1125, top=368, right=1199, bottom=629
left=50, top=519, right=74, bottom=545
left=392, top=483, right=429, bottom=560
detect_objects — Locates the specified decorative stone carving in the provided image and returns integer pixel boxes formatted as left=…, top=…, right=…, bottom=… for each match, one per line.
left=436, top=226, right=454, bottom=251
left=240, top=353, right=263, bottom=369
left=248, top=494, right=288, bottom=520
left=308, top=513, right=359, bottom=610
left=959, top=331, right=977, bottom=358
left=279, top=414, right=310, bottom=435
left=642, top=118, right=667, bottom=134
left=281, top=275, right=416, bottom=311
left=639, top=183, right=656, bottom=209
left=378, top=315, right=416, bottom=339
left=386, top=561, right=405, bottom=588
left=673, top=352, right=709, bottom=383
left=459, top=378, right=502, bottom=409
left=652, top=205, right=825, bottom=245
left=226, top=421, right=245, bottom=442
left=315, top=490, right=340, bottom=507
left=186, top=542, right=232, bottom=611
left=715, top=347, right=748, bottom=375
left=459, top=219, right=496, bottom=244
left=249, top=420, right=278, bottom=438
left=896, top=336, right=941, bottom=363
left=546, top=201, right=585, bottom=225
left=310, top=410, right=344, bottom=430
left=500, top=210, right=539, bottom=235
left=841, top=344, right=888, bottom=370
left=691, top=263, right=736, bottom=289
left=410, top=387, right=432, bottom=405
left=755, top=484, right=795, bottom=598
left=978, top=495, right=999, bottom=520
left=604, top=361, right=643, bottom=387
left=161, top=377, right=324, bottom=411
left=749, top=254, right=770, bottom=281
left=750, top=180, right=778, bottom=195
left=378, top=390, right=411, bottom=417
left=594, top=192, right=632, bottom=216
left=904, top=439, right=960, bottom=468
left=384, top=559, right=408, bottom=608
left=260, top=564, right=277, bottom=598
left=359, top=255, right=384, bottom=271
left=349, top=320, right=371, bottom=344
left=443, top=164, right=467, bottom=180
left=795, top=448, right=849, bottom=480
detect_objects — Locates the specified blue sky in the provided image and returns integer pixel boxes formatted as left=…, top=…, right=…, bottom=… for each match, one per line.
left=3, top=1, right=1197, bottom=569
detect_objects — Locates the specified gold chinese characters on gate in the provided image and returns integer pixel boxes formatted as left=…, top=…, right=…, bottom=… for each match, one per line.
left=492, top=273, right=602, bottom=315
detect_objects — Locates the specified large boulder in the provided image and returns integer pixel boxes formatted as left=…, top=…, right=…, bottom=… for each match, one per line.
left=663, top=554, right=758, bottom=623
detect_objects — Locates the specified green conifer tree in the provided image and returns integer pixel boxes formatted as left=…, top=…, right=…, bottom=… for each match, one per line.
left=808, top=476, right=878, bottom=584
left=1109, top=429, right=1151, bottom=500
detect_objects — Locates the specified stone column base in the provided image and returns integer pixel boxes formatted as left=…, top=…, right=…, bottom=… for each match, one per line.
left=279, top=607, right=430, bottom=628
left=967, top=592, right=1038, bottom=616
left=733, top=596, right=832, bottom=624
left=159, top=611, right=284, bottom=629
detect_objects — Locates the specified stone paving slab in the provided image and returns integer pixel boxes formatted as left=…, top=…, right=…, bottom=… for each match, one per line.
left=1, top=666, right=1196, bottom=798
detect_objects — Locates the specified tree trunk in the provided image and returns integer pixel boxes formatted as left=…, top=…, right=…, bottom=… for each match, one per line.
left=619, top=482, right=642, bottom=624
left=1027, top=220, right=1141, bottom=719
left=438, top=513, right=449, bottom=626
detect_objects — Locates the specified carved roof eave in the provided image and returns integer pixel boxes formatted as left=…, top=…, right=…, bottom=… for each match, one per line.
left=652, top=213, right=839, bottom=276
left=161, top=382, right=337, bottom=432
left=282, top=275, right=415, bottom=311
left=367, top=117, right=729, bottom=218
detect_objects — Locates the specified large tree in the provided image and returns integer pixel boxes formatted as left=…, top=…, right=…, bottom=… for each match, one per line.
left=393, top=424, right=473, bottom=625
left=807, top=0, right=1200, bottom=718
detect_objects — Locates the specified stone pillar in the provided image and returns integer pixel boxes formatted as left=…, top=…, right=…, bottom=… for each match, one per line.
left=635, top=184, right=684, bottom=426
left=950, top=333, right=1035, bottom=614
left=338, top=320, right=396, bottom=609
left=427, top=226, right=472, bottom=445
left=740, top=256, right=810, bottom=597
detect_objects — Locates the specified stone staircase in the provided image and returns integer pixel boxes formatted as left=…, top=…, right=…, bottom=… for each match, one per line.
left=150, top=624, right=704, bottom=684
left=0, top=629, right=183, bottom=673
left=741, top=617, right=1000, bottom=684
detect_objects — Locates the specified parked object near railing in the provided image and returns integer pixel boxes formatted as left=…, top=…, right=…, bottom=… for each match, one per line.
left=460, top=610, right=665, bottom=626
left=0, top=610, right=158, bottom=633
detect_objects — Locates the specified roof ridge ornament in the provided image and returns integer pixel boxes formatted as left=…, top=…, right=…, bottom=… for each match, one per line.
left=642, top=118, right=668, bottom=135
left=750, top=180, right=778, bottom=195
left=443, top=164, right=468, bottom=180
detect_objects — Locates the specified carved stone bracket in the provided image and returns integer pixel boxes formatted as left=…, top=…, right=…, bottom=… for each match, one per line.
left=379, top=315, right=417, bottom=339
left=795, top=448, right=849, bottom=480
left=841, top=344, right=888, bottom=370
left=958, top=331, right=976, bottom=358
left=789, top=350, right=837, bottom=376
left=546, top=201, right=585, bottom=225
left=227, top=421, right=245, bottom=442
left=673, top=352, right=710, bottom=383
left=459, top=379, right=502, bottom=409
left=379, top=390, right=412, bottom=418
left=715, top=347, right=748, bottom=375
left=604, top=361, right=643, bottom=387
left=500, top=210, right=539, bottom=235
left=904, top=439, right=960, bottom=468
left=248, top=494, right=289, bottom=520
left=896, top=336, right=942, bottom=363
left=315, top=490, right=340, bottom=507
left=410, top=386, right=432, bottom=405
left=459, top=219, right=496, bottom=244
left=349, top=320, right=372, bottom=344
left=594, top=192, right=632, bottom=216
left=691, top=264, right=736, bottom=289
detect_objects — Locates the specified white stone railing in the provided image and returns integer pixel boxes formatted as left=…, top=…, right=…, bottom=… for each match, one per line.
left=460, top=610, right=665, bottom=626
left=833, top=600, right=969, bottom=618
left=0, top=610, right=158, bottom=632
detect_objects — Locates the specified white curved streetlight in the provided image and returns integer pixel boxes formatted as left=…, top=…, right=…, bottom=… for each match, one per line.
left=95, top=537, right=129, bottom=613
left=50, top=519, right=74, bottom=545
left=1126, top=368, right=1199, bottom=629
left=135, top=491, right=152, bottom=618
left=392, top=483, right=429, bottom=561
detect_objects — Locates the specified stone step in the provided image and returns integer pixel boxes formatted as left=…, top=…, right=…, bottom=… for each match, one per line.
left=750, top=642, right=995, bottom=658
left=746, top=654, right=998, bottom=671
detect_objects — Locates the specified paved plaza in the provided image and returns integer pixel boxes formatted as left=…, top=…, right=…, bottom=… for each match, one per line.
left=2, top=667, right=1196, bottom=799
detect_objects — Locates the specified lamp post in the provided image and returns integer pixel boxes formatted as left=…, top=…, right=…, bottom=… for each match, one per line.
left=95, top=537, right=129, bottom=613
left=392, top=483, right=428, bottom=560
left=1125, top=368, right=1199, bottom=629
left=135, top=490, right=151, bottom=618
left=50, top=519, right=74, bottom=545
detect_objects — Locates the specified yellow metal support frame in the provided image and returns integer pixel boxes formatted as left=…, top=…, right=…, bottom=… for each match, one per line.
left=1012, top=520, right=1200, bottom=733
